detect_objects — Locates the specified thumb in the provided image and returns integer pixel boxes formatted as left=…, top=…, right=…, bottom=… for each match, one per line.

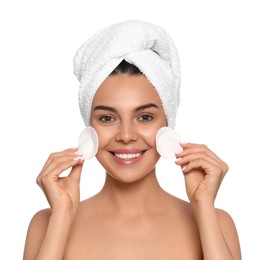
left=69, top=162, right=84, bottom=183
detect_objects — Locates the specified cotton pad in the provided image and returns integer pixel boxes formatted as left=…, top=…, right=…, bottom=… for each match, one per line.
left=78, top=126, right=99, bottom=159
left=156, top=127, right=182, bottom=159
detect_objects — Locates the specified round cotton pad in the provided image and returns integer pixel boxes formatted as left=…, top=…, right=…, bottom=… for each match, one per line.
left=156, top=127, right=182, bottom=159
left=78, top=126, right=99, bottom=159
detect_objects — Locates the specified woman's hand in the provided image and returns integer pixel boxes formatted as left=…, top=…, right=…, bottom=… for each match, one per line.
left=175, top=143, right=228, bottom=205
left=36, top=148, right=85, bottom=213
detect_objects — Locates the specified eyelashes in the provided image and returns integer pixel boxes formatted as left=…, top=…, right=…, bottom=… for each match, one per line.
left=99, top=115, right=115, bottom=123
left=98, top=114, right=154, bottom=124
left=138, top=114, right=153, bottom=121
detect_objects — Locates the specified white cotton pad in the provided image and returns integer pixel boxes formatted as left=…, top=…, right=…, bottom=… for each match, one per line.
left=156, top=127, right=182, bottom=159
left=78, top=126, right=99, bottom=159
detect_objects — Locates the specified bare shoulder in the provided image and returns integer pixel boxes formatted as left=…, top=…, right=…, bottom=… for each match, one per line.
left=166, top=195, right=241, bottom=258
left=216, top=208, right=242, bottom=259
left=163, top=191, right=194, bottom=215
left=78, top=192, right=111, bottom=212
left=27, top=208, right=52, bottom=234
left=216, top=208, right=236, bottom=224
left=159, top=192, right=201, bottom=234
left=30, top=208, right=52, bottom=224
left=23, top=208, right=51, bottom=259
left=216, top=208, right=240, bottom=236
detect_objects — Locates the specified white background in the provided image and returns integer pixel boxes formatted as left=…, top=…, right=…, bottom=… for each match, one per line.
left=0, top=0, right=259, bottom=259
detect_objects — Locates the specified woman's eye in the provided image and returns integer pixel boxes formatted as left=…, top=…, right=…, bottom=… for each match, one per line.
left=139, top=114, right=153, bottom=121
left=99, top=115, right=115, bottom=123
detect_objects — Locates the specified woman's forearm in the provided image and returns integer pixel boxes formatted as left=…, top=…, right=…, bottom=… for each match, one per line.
left=192, top=202, right=234, bottom=260
left=35, top=209, right=76, bottom=260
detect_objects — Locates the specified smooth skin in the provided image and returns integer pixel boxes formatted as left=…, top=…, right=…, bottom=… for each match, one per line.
left=23, top=74, right=241, bottom=260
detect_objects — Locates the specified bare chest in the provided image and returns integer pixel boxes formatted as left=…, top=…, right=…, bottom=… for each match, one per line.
left=64, top=214, right=202, bottom=260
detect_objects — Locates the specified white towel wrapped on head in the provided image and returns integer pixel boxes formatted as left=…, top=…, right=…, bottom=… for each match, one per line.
left=73, top=20, right=181, bottom=129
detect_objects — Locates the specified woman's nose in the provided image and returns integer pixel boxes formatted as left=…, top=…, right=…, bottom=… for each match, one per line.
left=115, top=121, right=138, bottom=143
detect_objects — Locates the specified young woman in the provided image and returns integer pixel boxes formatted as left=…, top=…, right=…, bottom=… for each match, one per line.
left=23, top=21, right=241, bottom=260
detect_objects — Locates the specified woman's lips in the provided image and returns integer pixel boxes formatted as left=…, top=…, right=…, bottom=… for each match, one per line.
left=109, top=149, right=147, bottom=165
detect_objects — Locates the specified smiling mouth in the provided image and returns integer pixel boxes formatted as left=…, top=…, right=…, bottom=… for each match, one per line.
left=110, top=150, right=147, bottom=160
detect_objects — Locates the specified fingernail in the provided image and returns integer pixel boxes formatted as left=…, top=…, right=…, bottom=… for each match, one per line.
left=175, top=149, right=183, bottom=154
left=175, top=158, right=182, bottom=162
left=74, top=156, right=84, bottom=161
left=74, top=151, right=83, bottom=156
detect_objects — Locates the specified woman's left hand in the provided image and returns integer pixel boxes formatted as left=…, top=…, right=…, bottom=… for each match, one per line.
left=175, top=143, right=229, bottom=205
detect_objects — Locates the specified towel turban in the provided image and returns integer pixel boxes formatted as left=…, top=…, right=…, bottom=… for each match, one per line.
left=73, top=20, right=181, bottom=128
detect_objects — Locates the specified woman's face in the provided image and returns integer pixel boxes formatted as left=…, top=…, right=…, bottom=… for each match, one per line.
left=90, top=74, right=167, bottom=183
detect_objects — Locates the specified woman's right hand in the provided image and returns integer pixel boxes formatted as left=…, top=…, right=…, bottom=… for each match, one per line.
left=36, top=148, right=85, bottom=213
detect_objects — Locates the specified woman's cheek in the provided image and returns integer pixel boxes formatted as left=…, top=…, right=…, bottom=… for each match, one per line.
left=138, top=126, right=158, bottom=146
left=96, top=126, right=117, bottom=146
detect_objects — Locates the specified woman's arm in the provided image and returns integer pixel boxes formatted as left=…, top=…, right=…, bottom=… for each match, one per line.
left=23, top=208, right=77, bottom=260
left=175, top=143, right=241, bottom=260
left=192, top=201, right=241, bottom=260
left=23, top=148, right=84, bottom=260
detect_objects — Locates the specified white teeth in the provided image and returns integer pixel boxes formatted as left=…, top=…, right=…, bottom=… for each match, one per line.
left=114, top=153, right=142, bottom=159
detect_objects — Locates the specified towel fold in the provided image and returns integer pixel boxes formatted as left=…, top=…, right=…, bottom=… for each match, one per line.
left=74, top=20, right=181, bottom=128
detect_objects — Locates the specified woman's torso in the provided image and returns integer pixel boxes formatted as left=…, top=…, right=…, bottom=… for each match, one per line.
left=63, top=194, right=203, bottom=260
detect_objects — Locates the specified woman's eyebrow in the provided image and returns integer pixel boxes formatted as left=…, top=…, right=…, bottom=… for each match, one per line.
left=93, top=105, right=117, bottom=112
left=134, top=103, right=159, bottom=112
left=93, top=103, right=159, bottom=113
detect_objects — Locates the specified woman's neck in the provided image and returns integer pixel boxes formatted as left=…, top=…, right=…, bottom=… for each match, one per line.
left=97, top=169, right=168, bottom=217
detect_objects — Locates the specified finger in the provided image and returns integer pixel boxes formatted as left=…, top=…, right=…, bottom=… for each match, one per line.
left=36, top=156, right=84, bottom=188
left=177, top=151, right=228, bottom=176
left=182, top=158, right=226, bottom=181
left=40, top=148, right=79, bottom=173
left=175, top=151, right=224, bottom=170
left=177, top=143, right=225, bottom=165
left=69, top=163, right=84, bottom=183
left=38, top=150, right=82, bottom=179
